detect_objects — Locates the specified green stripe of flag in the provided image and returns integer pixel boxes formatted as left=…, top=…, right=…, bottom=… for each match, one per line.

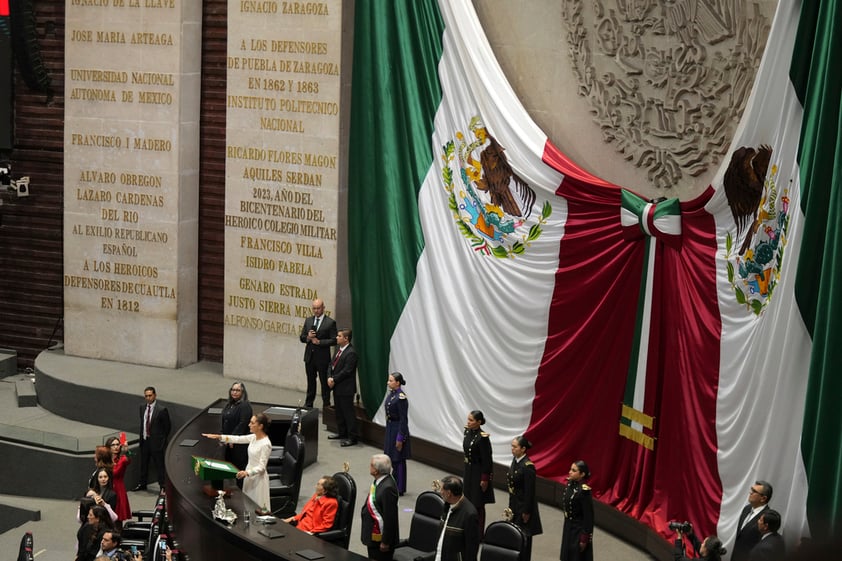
left=790, top=0, right=842, bottom=539
left=348, top=0, right=444, bottom=416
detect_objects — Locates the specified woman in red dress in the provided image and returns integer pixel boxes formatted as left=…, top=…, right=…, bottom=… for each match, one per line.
left=105, top=436, right=132, bottom=522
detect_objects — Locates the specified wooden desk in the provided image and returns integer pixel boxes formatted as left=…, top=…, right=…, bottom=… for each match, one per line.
left=165, top=401, right=365, bottom=561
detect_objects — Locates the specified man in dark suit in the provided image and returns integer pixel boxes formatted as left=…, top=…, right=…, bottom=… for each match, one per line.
left=327, top=328, right=358, bottom=446
left=299, top=298, right=337, bottom=408
left=360, top=454, right=399, bottom=561
left=733, top=480, right=773, bottom=561
left=748, top=509, right=785, bottom=561
left=133, top=386, right=171, bottom=491
left=430, top=475, right=480, bottom=561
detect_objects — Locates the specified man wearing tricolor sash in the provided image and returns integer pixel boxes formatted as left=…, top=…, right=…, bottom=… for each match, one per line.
left=361, top=454, right=399, bottom=560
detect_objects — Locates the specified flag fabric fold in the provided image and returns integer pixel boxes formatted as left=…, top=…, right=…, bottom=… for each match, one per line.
left=348, top=0, right=839, bottom=544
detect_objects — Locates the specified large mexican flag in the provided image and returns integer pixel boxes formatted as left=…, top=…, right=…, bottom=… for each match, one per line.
left=348, top=0, right=841, bottom=544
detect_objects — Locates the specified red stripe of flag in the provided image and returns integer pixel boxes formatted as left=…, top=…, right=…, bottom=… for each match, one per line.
left=531, top=138, right=722, bottom=538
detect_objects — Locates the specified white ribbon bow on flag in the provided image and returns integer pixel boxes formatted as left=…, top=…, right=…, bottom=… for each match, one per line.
left=620, top=189, right=682, bottom=248
left=617, top=189, right=683, bottom=450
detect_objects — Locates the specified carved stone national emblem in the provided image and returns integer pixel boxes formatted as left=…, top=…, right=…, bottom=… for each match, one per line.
left=561, top=1, right=771, bottom=189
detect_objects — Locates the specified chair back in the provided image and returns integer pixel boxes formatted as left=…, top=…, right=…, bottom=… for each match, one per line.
left=288, top=407, right=302, bottom=437
left=270, top=432, right=306, bottom=517
left=407, top=491, right=446, bottom=550
left=280, top=432, right=305, bottom=485
left=320, top=471, right=357, bottom=548
left=480, top=521, right=526, bottom=561
left=268, top=407, right=303, bottom=474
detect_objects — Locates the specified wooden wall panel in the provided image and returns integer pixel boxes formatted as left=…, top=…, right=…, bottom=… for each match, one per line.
left=0, top=1, right=228, bottom=367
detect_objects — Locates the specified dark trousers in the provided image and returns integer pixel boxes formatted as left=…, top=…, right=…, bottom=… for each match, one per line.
left=334, top=393, right=358, bottom=440
left=367, top=543, right=394, bottom=561
left=138, top=439, right=166, bottom=486
left=304, top=360, right=332, bottom=407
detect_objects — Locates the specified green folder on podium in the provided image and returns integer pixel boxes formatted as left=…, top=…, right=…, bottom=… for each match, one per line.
left=192, top=456, right=239, bottom=480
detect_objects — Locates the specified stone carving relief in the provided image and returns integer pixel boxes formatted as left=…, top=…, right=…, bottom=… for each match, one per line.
left=561, top=0, right=771, bottom=189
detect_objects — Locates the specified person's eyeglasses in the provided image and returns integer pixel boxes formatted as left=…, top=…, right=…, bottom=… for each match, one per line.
left=144, top=394, right=154, bottom=397
left=750, top=488, right=764, bottom=495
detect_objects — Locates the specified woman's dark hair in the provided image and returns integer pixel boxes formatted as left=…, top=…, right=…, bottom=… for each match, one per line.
left=88, top=505, right=114, bottom=530
left=469, top=410, right=486, bottom=425
left=92, top=467, right=113, bottom=492
left=514, top=435, right=532, bottom=450
left=390, top=372, right=406, bottom=386
left=254, top=412, right=270, bottom=431
left=703, top=535, right=726, bottom=561
left=104, top=436, right=123, bottom=460
left=573, top=460, right=591, bottom=480
left=321, top=475, right=338, bottom=497
left=228, top=381, right=248, bottom=405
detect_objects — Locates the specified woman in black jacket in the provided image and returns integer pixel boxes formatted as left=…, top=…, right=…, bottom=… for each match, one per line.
left=559, top=460, right=594, bottom=561
left=462, top=409, right=495, bottom=531
left=76, top=505, right=114, bottom=561
left=220, top=381, right=253, bottom=480
left=507, top=435, right=542, bottom=560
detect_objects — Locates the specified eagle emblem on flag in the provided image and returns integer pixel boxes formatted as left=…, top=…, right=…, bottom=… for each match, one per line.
left=440, top=116, right=551, bottom=258
left=723, top=150, right=791, bottom=316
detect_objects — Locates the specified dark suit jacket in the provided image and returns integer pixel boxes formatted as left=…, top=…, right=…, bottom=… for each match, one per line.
left=300, top=315, right=337, bottom=363
left=139, top=401, right=171, bottom=451
left=733, top=505, right=769, bottom=561
left=330, top=344, right=358, bottom=397
left=748, top=533, right=785, bottom=561
left=360, top=475, right=400, bottom=548
left=508, top=455, right=543, bottom=536
left=439, top=497, right=480, bottom=561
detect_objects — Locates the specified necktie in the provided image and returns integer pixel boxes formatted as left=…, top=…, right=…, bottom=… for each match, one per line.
left=314, top=317, right=320, bottom=332
left=145, top=404, right=152, bottom=438
left=331, top=348, right=342, bottom=367
left=741, top=511, right=755, bottom=530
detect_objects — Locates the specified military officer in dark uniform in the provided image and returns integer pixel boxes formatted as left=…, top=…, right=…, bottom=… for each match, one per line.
left=508, top=435, right=542, bottom=560
left=462, top=410, right=495, bottom=531
left=383, top=372, right=411, bottom=495
left=560, top=460, right=594, bottom=561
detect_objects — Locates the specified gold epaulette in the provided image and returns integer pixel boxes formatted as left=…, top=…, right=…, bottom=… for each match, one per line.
left=481, top=431, right=490, bottom=437
left=398, top=392, right=407, bottom=400
left=582, top=484, right=591, bottom=491
left=525, top=460, right=534, bottom=467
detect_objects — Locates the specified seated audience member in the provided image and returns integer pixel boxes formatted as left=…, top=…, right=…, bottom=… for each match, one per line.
left=89, top=446, right=114, bottom=488
left=77, top=506, right=114, bottom=561
left=282, top=475, right=339, bottom=533
left=80, top=468, right=118, bottom=524
left=748, top=509, right=785, bottom=561
left=98, top=530, right=127, bottom=559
